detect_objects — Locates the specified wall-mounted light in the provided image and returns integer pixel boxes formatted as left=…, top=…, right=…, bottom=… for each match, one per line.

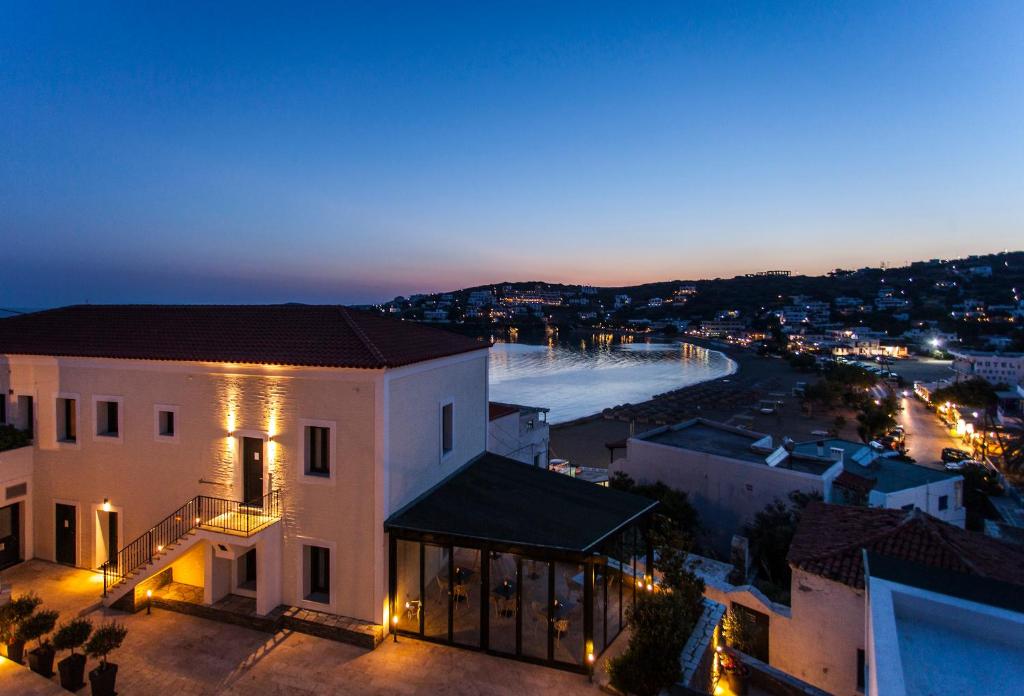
left=102, top=498, right=111, bottom=512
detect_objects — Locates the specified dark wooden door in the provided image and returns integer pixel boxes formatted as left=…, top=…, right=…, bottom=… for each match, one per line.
left=107, top=511, right=118, bottom=564
left=0, top=503, right=21, bottom=569
left=242, top=437, right=264, bottom=506
left=55, top=503, right=76, bottom=566
left=732, top=602, right=770, bottom=663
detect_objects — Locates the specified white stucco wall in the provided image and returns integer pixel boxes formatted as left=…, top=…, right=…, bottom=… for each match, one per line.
left=777, top=569, right=865, bottom=695
left=616, top=439, right=826, bottom=553
left=487, top=411, right=549, bottom=466
left=0, top=445, right=33, bottom=562
left=2, top=347, right=489, bottom=627
left=870, top=478, right=966, bottom=527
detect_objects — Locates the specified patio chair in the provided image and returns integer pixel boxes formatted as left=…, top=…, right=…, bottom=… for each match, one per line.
left=434, top=574, right=447, bottom=601
left=452, top=583, right=469, bottom=605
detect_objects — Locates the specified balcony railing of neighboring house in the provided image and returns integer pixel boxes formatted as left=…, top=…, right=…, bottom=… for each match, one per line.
left=101, top=489, right=282, bottom=597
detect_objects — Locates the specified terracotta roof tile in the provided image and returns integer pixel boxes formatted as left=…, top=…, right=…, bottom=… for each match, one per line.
left=0, top=305, right=488, bottom=369
left=787, top=502, right=1024, bottom=589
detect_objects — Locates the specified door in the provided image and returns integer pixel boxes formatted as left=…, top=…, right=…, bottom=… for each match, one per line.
left=0, top=503, right=22, bottom=569
left=242, top=437, right=264, bottom=506
left=55, top=503, right=77, bottom=566
left=107, top=511, right=119, bottom=564
left=732, top=602, right=770, bottom=663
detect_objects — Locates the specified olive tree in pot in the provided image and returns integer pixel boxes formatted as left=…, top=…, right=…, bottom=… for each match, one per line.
left=53, top=618, right=92, bottom=692
left=0, top=592, right=42, bottom=664
left=85, top=622, right=127, bottom=696
left=18, top=608, right=60, bottom=677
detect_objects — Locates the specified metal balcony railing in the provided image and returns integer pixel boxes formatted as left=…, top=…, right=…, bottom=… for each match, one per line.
left=101, top=489, right=281, bottom=596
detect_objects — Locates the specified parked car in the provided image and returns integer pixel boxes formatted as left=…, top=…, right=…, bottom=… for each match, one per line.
left=941, top=448, right=971, bottom=463
left=944, top=459, right=984, bottom=471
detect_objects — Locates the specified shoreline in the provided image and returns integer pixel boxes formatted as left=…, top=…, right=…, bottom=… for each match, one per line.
left=548, top=337, right=747, bottom=429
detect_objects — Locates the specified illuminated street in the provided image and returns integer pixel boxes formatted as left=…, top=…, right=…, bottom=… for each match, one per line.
left=895, top=393, right=962, bottom=470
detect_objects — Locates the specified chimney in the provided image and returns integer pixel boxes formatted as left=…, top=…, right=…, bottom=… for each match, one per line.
left=816, top=440, right=825, bottom=457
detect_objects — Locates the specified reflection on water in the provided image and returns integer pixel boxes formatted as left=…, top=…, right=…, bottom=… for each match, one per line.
left=489, top=334, right=736, bottom=424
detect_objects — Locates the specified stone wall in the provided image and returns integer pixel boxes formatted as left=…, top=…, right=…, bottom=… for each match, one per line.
left=678, top=598, right=726, bottom=693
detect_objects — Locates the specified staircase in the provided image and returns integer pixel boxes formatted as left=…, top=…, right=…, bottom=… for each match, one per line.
left=101, top=490, right=281, bottom=605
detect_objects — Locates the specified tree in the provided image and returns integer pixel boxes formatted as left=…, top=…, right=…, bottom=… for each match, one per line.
left=84, top=622, right=128, bottom=670
left=16, top=609, right=58, bottom=650
left=743, top=491, right=820, bottom=601
left=930, top=379, right=1000, bottom=410
left=52, top=618, right=92, bottom=657
left=0, top=592, right=41, bottom=645
left=960, top=463, right=1004, bottom=530
left=856, top=396, right=897, bottom=443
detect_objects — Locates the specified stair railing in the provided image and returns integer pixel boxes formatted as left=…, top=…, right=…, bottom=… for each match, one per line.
left=101, top=489, right=281, bottom=597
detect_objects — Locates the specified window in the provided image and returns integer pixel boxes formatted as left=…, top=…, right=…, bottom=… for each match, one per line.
left=16, top=396, right=33, bottom=436
left=306, top=426, right=330, bottom=476
left=154, top=405, right=179, bottom=441
left=441, top=402, right=454, bottom=456
left=56, top=397, right=77, bottom=443
left=304, top=545, right=330, bottom=604
left=938, top=495, right=948, bottom=511
left=93, top=396, right=123, bottom=440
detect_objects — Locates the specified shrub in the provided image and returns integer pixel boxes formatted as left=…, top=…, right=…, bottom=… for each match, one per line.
left=0, top=424, right=32, bottom=452
left=52, top=618, right=93, bottom=655
left=85, top=622, right=128, bottom=668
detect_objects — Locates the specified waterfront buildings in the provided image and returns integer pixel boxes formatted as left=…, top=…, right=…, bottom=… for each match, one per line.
left=949, top=348, right=1024, bottom=386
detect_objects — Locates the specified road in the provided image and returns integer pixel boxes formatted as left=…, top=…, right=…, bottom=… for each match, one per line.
left=894, top=392, right=962, bottom=470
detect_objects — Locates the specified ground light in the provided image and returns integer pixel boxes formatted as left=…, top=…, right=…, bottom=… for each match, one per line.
left=146, top=589, right=153, bottom=615
left=392, top=614, right=398, bottom=642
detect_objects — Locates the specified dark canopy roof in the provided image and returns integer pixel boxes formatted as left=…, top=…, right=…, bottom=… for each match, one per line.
left=385, top=453, right=658, bottom=554
left=0, top=304, right=487, bottom=369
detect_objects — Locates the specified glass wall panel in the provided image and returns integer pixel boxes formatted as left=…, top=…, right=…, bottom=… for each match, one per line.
left=395, top=540, right=421, bottom=633
left=452, top=546, right=481, bottom=647
left=488, top=551, right=518, bottom=655
left=606, top=534, right=623, bottom=642
left=423, top=544, right=449, bottom=640
left=521, top=558, right=549, bottom=660
left=554, top=561, right=585, bottom=666
left=594, top=562, right=607, bottom=655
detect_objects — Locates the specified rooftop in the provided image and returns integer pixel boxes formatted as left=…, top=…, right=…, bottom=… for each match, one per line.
left=385, top=452, right=657, bottom=554
left=866, top=553, right=1024, bottom=696
left=635, top=418, right=772, bottom=464
left=793, top=439, right=957, bottom=493
left=0, top=304, right=488, bottom=369
left=788, top=502, right=1024, bottom=590
left=488, top=401, right=549, bottom=421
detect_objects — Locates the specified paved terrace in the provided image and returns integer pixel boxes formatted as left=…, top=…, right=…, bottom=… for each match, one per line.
left=1, top=561, right=614, bottom=695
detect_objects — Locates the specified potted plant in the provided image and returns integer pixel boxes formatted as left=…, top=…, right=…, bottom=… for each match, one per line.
left=0, top=592, right=41, bottom=664
left=53, top=618, right=92, bottom=692
left=18, top=608, right=59, bottom=677
left=85, top=622, right=127, bottom=696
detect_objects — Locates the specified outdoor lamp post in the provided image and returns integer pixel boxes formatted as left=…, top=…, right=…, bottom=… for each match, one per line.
left=146, top=589, right=153, bottom=615
left=392, top=613, right=399, bottom=642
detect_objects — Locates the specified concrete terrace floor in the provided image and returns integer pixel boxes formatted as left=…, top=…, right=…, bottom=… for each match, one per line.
left=1, top=560, right=610, bottom=696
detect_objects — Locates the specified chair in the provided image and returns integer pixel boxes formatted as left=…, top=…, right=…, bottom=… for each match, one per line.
left=553, top=618, right=569, bottom=643
left=434, top=575, right=447, bottom=601
left=452, top=583, right=469, bottom=605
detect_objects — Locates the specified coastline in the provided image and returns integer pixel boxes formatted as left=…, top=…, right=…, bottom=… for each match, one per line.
left=548, top=338, right=802, bottom=469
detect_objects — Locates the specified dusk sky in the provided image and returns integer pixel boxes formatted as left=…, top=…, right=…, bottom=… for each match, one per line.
left=3, top=1, right=1023, bottom=306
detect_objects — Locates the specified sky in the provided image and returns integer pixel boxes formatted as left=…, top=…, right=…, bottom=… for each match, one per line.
left=2, top=1, right=1023, bottom=306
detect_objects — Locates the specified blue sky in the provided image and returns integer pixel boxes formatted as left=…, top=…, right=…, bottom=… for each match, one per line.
left=2, top=1, right=1022, bottom=305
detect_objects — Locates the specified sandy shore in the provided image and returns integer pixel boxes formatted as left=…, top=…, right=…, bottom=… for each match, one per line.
left=549, top=339, right=839, bottom=468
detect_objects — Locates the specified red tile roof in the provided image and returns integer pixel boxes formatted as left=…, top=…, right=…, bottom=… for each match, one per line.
left=488, top=402, right=520, bottom=421
left=787, top=502, right=1024, bottom=589
left=0, top=305, right=488, bottom=369
left=833, top=470, right=876, bottom=495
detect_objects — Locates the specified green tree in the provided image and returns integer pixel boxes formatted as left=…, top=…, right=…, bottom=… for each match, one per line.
left=743, top=491, right=820, bottom=600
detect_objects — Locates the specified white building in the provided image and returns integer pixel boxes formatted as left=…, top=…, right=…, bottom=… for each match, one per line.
left=614, top=420, right=965, bottom=553
left=486, top=402, right=549, bottom=467
left=864, top=551, right=1024, bottom=696
left=0, top=305, right=490, bottom=637
left=613, top=294, right=631, bottom=309
left=950, top=349, right=1024, bottom=385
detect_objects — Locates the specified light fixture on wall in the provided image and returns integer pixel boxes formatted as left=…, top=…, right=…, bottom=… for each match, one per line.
left=102, top=498, right=111, bottom=512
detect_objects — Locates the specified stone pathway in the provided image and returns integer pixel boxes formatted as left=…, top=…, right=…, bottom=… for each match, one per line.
left=1, top=560, right=608, bottom=695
